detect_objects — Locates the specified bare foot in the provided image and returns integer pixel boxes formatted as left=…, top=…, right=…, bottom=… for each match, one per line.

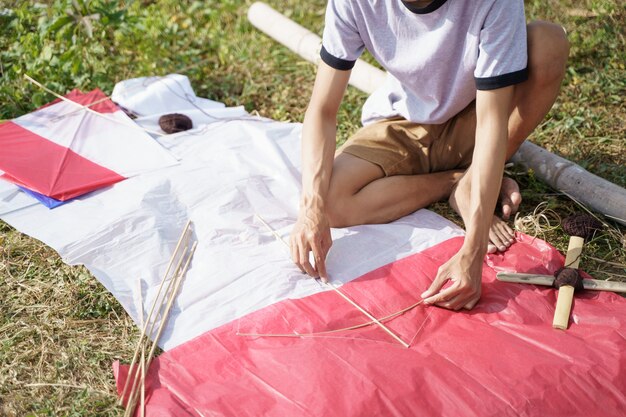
left=449, top=176, right=520, bottom=253
left=499, top=177, right=522, bottom=220
left=487, top=178, right=521, bottom=253
left=487, top=216, right=516, bottom=253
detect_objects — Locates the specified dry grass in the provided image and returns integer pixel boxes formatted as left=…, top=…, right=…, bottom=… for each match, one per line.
left=0, top=222, right=136, bottom=416
left=0, top=0, right=624, bottom=416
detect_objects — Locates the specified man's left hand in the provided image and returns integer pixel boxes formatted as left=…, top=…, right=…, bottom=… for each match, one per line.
left=420, top=249, right=484, bottom=310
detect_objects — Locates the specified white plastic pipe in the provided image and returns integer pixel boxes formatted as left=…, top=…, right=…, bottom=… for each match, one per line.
left=248, top=1, right=386, bottom=95
left=248, top=1, right=626, bottom=225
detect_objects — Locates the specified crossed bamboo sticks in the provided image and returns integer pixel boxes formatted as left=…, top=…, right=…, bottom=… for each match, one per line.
left=118, top=220, right=197, bottom=416
left=254, top=214, right=411, bottom=348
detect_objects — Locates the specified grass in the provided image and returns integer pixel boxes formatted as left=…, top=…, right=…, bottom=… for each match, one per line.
left=0, top=0, right=624, bottom=415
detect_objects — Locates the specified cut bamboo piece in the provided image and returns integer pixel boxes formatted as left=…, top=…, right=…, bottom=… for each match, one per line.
left=254, top=213, right=410, bottom=348
left=552, top=236, right=584, bottom=330
left=553, top=285, right=576, bottom=330
left=496, top=272, right=626, bottom=293
left=119, top=221, right=191, bottom=407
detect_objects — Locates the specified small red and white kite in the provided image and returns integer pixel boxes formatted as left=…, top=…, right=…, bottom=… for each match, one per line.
left=0, top=89, right=177, bottom=202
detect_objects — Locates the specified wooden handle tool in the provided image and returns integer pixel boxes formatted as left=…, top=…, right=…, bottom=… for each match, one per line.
left=552, top=236, right=584, bottom=330
left=496, top=272, right=626, bottom=293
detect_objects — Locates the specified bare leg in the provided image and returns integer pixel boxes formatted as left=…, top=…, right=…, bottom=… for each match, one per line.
left=450, top=21, right=570, bottom=252
left=325, top=153, right=463, bottom=228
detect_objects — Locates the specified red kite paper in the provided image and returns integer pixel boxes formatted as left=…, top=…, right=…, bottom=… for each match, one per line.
left=115, top=234, right=626, bottom=417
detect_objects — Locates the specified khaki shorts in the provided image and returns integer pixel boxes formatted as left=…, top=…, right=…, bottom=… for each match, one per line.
left=338, top=101, right=477, bottom=176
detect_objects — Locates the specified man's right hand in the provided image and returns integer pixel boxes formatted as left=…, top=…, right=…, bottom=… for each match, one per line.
left=290, top=207, right=332, bottom=282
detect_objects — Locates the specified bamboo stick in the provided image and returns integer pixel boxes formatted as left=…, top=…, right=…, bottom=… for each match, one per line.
left=254, top=213, right=410, bottom=348
left=325, top=282, right=410, bottom=348
left=23, top=75, right=164, bottom=136
left=118, top=221, right=191, bottom=406
left=124, top=241, right=198, bottom=415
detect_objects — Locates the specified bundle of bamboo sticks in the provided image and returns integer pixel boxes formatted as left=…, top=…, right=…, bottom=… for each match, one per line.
left=118, top=220, right=197, bottom=417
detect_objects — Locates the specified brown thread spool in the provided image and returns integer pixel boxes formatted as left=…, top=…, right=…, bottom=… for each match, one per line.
left=159, top=113, right=193, bottom=134
left=561, top=213, right=602, bottom=240
left=553, top=267, right=584, bottom=291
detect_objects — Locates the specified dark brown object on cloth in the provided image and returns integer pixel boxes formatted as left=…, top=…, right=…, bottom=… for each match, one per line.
left=159, top=113, right=193, bottom=134
left=553, top=267, right=584, bottom=291
left=561, top=213, right=603, bottom=240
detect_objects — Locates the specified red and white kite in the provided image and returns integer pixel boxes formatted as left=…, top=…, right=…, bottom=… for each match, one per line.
left=0, top=89, right=176, bottom=201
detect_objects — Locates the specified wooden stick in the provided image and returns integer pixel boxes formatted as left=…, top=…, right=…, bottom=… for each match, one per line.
left=118, top=221, right=191, bottom=406
left=122, top=242, right=190, bottom=416
left=254, top=213, right=409, bottom=348
left=496, top=272, right=626, bottom=293
left=125, top=241, right=198, bottom=415
left=139, top=283, right=146, bottom=417
left=23, top=74, right=164, bottom=136
left=324, top=282, right=410, bottom=348
left=50, top=95, right=112, bottom=121
left=553, top=236, right=584, bottom=330
left=237, top=299, right=424, bottom=338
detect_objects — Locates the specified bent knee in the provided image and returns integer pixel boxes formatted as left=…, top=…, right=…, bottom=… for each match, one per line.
left=325, top=198, right=353, bottom=228
left=527, top=21, right=570, bottom=85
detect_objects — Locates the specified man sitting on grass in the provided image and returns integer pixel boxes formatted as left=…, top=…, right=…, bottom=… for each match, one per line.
left=290, top=0, right=569, bottom=310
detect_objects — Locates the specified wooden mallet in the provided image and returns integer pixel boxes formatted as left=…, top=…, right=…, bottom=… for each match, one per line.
left=551, top=214, right=603, bottom=329
left=497, top=214, right=607, bottom=330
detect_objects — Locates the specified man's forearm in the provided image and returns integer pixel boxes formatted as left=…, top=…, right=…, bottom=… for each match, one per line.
left=300, top=108, right=337, bottom=213
left=463, top=87, right=514, bottom=253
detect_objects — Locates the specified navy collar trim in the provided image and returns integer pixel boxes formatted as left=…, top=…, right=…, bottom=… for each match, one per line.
left=401, top=0, right=448, bottom=14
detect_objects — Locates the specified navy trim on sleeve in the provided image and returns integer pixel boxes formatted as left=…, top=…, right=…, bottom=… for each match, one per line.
left=475, top=67, right=529, bottom=90
left=320, top=46, right=356, bottom=71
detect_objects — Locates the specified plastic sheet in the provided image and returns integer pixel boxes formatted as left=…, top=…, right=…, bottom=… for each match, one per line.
left=115, top=234, right=626, bottom=417
left=0, top=76, right=464, bottom=350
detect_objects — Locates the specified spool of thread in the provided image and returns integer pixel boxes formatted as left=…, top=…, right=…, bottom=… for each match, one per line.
left=553, top=267, right=584, bottom=291
left=561, top=213, right=603, bottom=241
left=159, top=113, right=193, bottom=134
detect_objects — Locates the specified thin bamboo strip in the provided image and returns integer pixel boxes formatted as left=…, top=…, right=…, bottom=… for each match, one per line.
left=24, top=75, right=164, bottom=136
left=139, top=282, right=146, bottom=417
left=254, top=213, right=410, bottom=348
left=122, top=241, right=189, bottom=413
left=237, top=299, right=424, bottom=338
left=124, top=241, right=198, bottom=416
left=118, top=221, right=191, bottom=405
left=325, top=282, right=410, bottom=348
left=50, top=95, right=112, bottom=121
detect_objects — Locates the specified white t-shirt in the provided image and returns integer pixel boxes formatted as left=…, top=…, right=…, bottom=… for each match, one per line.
left=321, top=0, right=529, bottom=125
